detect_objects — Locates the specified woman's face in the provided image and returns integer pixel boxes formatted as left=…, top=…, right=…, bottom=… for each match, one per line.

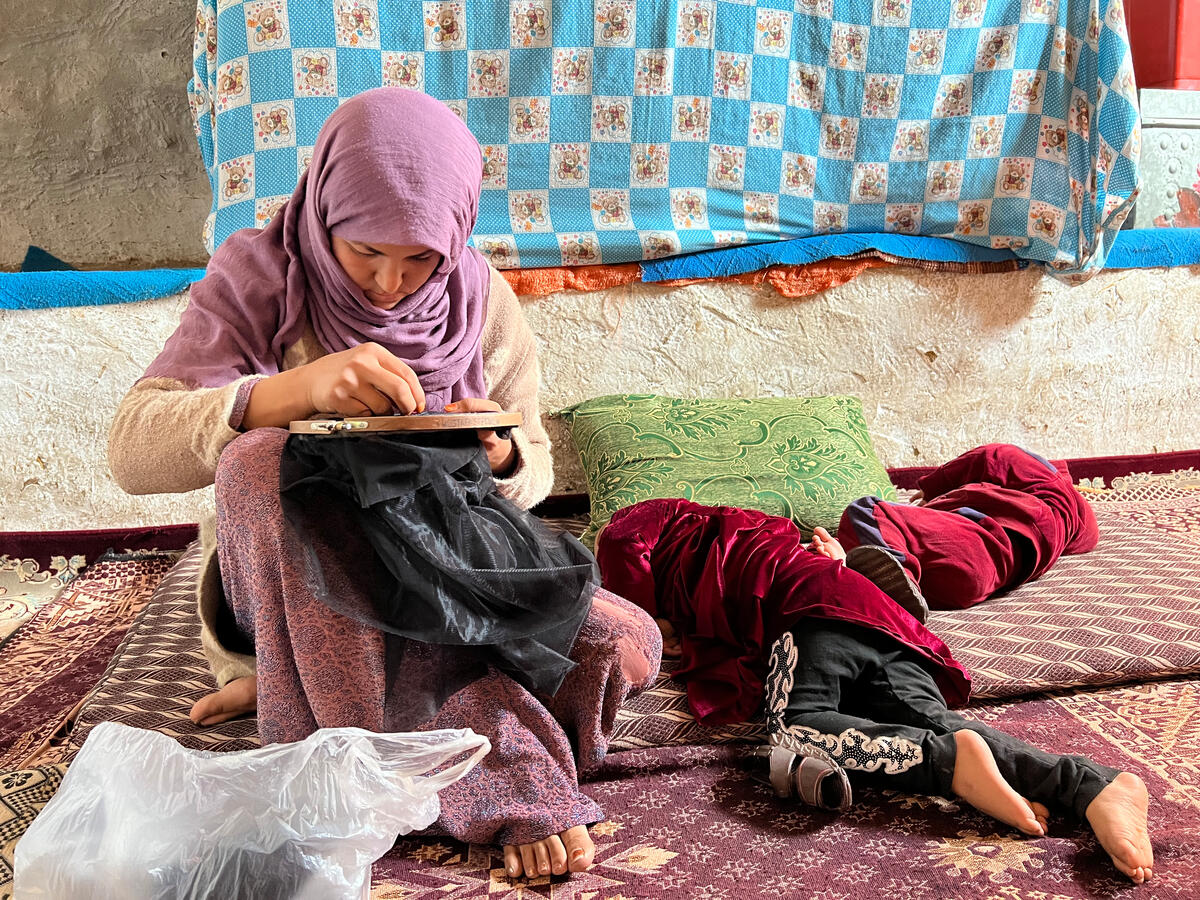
left=331, top=237, right=441, bottom=310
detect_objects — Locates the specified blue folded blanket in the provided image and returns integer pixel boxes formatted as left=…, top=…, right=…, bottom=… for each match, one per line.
left=641, top=233, right=1018, bottom=281
left=1104, top=228, right=1200, bottom=270
left=1, top=230, right=1195, bottom=311
left=641, top=228, right=1200, bottom=281
left=0, top=269, right=206, bottom=311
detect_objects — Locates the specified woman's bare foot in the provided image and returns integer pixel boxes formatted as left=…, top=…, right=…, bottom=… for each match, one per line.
left=503, top=824, right=594, bottom=878
left=809, top=527, right=847, bottom=562
left=1029, top=800, right=1050, bottom=834
left=1085, top=772, right=1154, bottom=883
left=950, top=730, right=1045, bottom=836
left=189, top=675, right=257, bottom=726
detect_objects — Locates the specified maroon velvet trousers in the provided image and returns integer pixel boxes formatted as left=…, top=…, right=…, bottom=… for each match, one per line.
left=838, top=444, right=1099, bottom=610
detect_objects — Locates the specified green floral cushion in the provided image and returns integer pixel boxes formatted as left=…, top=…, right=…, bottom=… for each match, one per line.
left=557, top=394, right=897, bottom=547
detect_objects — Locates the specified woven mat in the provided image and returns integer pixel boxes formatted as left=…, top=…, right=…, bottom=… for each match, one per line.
left=0, top=763, right=65, bottom=900
left=23, top=469, right=1200, bottom=766
left=937, top=472, right=1200, bottom=700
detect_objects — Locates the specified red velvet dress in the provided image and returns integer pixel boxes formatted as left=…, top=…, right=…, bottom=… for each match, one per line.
left=596, top=498, right=971, bottom=726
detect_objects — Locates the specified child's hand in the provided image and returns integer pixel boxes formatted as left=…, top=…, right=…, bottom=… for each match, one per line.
left=304, top=343, right=426, bottom=416
left=445, top=398, right=517, bottom=476
left=656, top=617, right=682, bottom=658
left=808, top=526, right=847, bottom=562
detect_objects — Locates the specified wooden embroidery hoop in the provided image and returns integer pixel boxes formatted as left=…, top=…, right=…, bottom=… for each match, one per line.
left=288, top=411, right=522, bottom=436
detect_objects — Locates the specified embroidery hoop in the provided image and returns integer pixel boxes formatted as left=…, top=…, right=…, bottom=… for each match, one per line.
left=289, top=411, right=522, bottom=437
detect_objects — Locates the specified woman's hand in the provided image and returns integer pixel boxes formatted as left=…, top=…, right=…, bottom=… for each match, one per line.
left=302, top=343, right=425, bottom=416
left=241, top=343, right=426, bottom=429
left=445, top=397, right=517, bottom=476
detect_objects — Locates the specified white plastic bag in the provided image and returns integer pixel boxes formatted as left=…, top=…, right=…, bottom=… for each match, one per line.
left=14, top=721, right=489, bottom=900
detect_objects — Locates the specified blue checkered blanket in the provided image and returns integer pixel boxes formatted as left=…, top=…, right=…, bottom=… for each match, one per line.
left=190, top=0, right=1140, bottom=279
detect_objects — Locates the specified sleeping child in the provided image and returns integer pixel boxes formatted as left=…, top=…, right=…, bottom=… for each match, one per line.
left=594, top=444, right=1153, bottom=884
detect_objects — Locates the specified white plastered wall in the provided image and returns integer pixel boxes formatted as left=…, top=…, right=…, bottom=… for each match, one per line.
left=2, top=264, right=1198, bottom=532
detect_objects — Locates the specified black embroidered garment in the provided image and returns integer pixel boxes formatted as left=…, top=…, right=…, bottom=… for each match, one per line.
left=279, top=431, right=597, bottom=704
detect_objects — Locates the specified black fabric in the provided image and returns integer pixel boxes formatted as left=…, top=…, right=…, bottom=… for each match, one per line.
left=780, top=620, right=1118, bottom=818
left=279, top=430, right=597, bottom=700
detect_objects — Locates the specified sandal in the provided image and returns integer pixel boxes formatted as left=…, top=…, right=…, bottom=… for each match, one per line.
left=844, top=544, right=930, bottom=623
left=753, top=744, right=852, bottom=812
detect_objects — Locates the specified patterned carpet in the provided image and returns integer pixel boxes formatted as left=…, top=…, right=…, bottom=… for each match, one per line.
left=374, top=677, right=1200, bottom=899
left=0, top=554, right=83, bottom=647
left=1, top=470, right=1198, bottom=897
left=3, top=679, right=1196, bottom=898
left=0, top=552, right=180, bottom=770
left=0, top=764, right=64, bottom=900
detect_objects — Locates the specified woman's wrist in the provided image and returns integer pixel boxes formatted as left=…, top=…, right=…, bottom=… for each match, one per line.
left=490, top=439, right=518, bottom=478
left=240, top=368, right=315, bottom=430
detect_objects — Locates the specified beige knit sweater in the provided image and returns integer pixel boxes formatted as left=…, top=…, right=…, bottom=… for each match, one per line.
left=109, top=267, right=553, bottom=686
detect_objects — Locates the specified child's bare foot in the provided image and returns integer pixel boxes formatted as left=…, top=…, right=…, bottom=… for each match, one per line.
left=503, top=824, right=594, bottom=878
left=950, top=730, right=1045, bottom=836
left=809, top=527, right=846, bottom=561
left=189, top=675, right=257, bottom=726
left=1085, top=772, right=1154, bottom=883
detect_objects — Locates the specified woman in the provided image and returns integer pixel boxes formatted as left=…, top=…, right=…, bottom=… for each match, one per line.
left=109, top=87, right=660, bottom=879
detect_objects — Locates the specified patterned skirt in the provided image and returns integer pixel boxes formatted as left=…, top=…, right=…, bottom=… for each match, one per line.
left=214, top=427, right=662, bottom=845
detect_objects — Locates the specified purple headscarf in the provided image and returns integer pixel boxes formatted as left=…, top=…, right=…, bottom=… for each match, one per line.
left=145, top=88, right=490, bottom=411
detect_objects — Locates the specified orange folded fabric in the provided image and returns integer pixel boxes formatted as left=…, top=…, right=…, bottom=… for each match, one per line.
left=499, top=257, right=894, bottom=299
left=659, top=257, right=893, bottom=297
left=499, top=262, right=641, bottom=296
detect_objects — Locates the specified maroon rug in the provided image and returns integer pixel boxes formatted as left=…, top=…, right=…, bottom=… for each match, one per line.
left=0, top=526, right=196, bottom=569
left=4, top=463, right=1199, bottom=897
left=372, top=677, right=1200, bottom=898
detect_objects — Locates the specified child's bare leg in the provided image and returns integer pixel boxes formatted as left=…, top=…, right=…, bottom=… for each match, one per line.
left=951, top=730, right=1045, bottom=836
left=503, top=824, right=594, bottom=878
left=809, top=526, right=846, bottom=561
left=1085, top=772, right=1153, bottom=883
